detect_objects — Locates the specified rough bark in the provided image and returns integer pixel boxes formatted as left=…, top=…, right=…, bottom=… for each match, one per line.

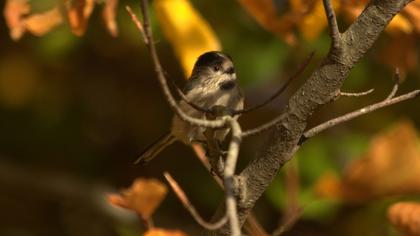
left=212, top=0, right=413, bottom=234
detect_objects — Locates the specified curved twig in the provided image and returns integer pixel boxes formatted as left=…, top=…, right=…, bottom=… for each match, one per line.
left=135, top=0, right=226, bottom=129
left=223, top=117, right=242, bottom=236
left=340, top=88, right=374, bottom=97
left=301, top=90, right=420, bottom=142
left=232, top=52, right=314, bottom=115
left=164, top=172, right=228, bottom=230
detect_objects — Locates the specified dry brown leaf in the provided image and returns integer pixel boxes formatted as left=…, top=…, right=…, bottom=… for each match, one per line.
left=65, top=0, right=95, bottom=36
left=315, top=120, right=420, bottom=202
left=4, top=0, right=31, bottom=40
left=144, top=228, right=188, bottom=236
left=107, top=178, right=168, bottom=219
left=378, top=34, right=418, bottom=79
left=24, top=7, right=63, bottom=36
left=238, top=0, right=302, bottom=44
left=388, top=202, right=420, bottom=236
left=102, top=0, right=118, bottom=37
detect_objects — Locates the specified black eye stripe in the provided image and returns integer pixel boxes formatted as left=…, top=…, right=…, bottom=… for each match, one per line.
left=225, top=67, right=235, bottom=74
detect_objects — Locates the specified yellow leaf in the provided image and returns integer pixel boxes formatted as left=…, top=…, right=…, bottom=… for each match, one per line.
left=297, top=0, right=340, bottom=41
left=401, top=0, right=420, bottom=33
left=154, top=0, right=221, bottom=77
left=107, top=178, right=168, bottom=219
left=386, top=14, right=413, bottom=35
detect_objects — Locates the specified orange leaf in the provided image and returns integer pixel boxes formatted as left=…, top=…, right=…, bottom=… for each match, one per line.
left=102, top=0, right=118, bottom=37
left=144, top=228, right=187, bottom=236
left=402, top=0, right=420, bottom=34
left=313, top=171, right=342, bottom=200
left=238, top=0, right=297, bottom=44
left=378, top=34, right=418, bottom=78
left=65, top=0, right=95, bottom=36
left=3, top=0, right=30, bottom=40
left=315, top=120, right=420, bottom=202
left=107, top=178, right=168, bottom=219
left=388, top=202, right=420, bottom=236
left=23, top=7, right=63, bottom=36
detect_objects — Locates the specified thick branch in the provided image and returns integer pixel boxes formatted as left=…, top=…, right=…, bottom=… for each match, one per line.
left=212, top=0, right=414, bottom=234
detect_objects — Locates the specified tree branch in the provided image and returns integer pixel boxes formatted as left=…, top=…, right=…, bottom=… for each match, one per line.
left=211, top=0, right=414, bottom=234
left=131, top=3, right=245, bottom=234
left=164, top=172, right=228, bottom=230
left=302, top=90, right=420, bottom=142
left=191, top=144, right=269, bottom=236
left=134, top=0, right=226, bottom=129
left=340, top=88, right=374, bottom=97
left=222, top=117, right=242, bottom=236
left=232, top=52, right=314, bottom=115
left=323, top=0, right=340, bottom=49
left=301, top=68, right=412, bottom=142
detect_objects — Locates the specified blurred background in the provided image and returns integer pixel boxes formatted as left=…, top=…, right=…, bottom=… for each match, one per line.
left=1, top=0, right=420, bottom=235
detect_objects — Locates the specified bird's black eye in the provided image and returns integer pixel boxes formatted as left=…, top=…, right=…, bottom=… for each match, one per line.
left=213, top=65, right=221, bottom=72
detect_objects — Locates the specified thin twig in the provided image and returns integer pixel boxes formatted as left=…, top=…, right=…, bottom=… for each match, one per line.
left=172, top=53, right=313, bottom=116
left=170, top=79, right=212, bottom=114
left=191, top=144, right=269, bottom=236
left=271, top=207, right=303, bottom=236
left=241, top=113, right=287, bottom=138
left=134, top=2, right=243, bottom=234
left=340, top=88, right=374, bottom=97
left=223, top=117, right=242, bottom=236
left=164, top=172, right=228, bottom=230
left=192, top=144, right=225, bottom=187
left=386, top=68, right=400, bottom=100
left=125, top=6, right=148, bottom=44
left=133, top=0, right=226, bottom=129
left=232, top=52, right=314, bottom=115
left=302, top=90, right=420, bottom=141
left=322, top=0, right=340, bottom=49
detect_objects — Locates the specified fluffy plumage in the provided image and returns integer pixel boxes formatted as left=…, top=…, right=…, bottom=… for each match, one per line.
left=135, top=51, right=244, bottom=165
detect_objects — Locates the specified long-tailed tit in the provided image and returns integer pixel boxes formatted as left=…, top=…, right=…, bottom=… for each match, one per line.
left=135, top=51, right=244, bottom=164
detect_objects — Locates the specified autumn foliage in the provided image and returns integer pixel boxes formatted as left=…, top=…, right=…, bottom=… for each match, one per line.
left=3, top=0, right=420, bottom=235
left=388, top=202, right=420, bottom=236
left=315, top=120, right=420, bottom=202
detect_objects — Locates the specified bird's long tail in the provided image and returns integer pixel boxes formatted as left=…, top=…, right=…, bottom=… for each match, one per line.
left=134, top=132, right=176, bottom=165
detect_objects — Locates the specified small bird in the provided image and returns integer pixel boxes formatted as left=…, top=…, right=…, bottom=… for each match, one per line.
left=135, top=51, right=244, bottom=165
